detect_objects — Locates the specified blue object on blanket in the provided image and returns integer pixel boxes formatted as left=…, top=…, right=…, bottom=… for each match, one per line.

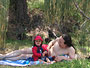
left=59, top=54, right=69, bottom=58
left=62, top=54, right=69, bottom=58
left=60, top=54, right=69, bottom=61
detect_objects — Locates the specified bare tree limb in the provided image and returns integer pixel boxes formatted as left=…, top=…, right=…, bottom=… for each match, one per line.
left=80, top=20, right=87, bottom=29
left=73, top=0, right=90, bottom=20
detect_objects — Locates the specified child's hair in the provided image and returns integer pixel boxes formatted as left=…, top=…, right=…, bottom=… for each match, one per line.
left=33, top=35, right=43, bottom=47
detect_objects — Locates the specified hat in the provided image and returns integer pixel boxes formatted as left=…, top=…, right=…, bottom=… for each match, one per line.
left=34, top=35, right=43, bottom=41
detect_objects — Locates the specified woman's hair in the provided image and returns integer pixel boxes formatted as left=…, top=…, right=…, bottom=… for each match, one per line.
left=62, top=34, right=73, bottom=47
left=62, top=34, right=76, bottom=53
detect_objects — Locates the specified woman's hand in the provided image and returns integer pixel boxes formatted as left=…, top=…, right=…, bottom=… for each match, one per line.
left=55, top=56, right=68, bottom=62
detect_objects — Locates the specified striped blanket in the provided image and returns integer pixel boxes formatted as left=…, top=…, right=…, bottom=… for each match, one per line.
left=0, top=55, right=69, bottom=66
left=0, top=57, right=43, bottom=66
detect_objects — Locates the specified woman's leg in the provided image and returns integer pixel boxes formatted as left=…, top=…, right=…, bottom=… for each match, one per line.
left=0, top=54, right=4, bottom=59
left=0, top=48, right=32, bottom=59
left=4, top=50, right=23, bottom=58
left=5, top=54, right=32, bottom=60
left=0, top=51, right=22, bottom=59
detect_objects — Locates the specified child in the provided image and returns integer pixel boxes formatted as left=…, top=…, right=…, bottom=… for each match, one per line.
left=32, top=35, right=54, bottom=63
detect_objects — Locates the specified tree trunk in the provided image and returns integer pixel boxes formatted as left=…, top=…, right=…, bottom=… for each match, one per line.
left=7, top=0, right=30, bottom=40
left=0, top=0, right=9, bottom=52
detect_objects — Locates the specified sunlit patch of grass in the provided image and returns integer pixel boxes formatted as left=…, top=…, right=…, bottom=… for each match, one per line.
left=27, top=0, right=44, bottom=10
left=4, top=39, right=33, bottom=53
left=6, top=39, right=33, bottom=47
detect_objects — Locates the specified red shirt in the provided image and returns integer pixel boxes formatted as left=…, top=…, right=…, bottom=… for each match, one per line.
left=32, top=44, right=48, bottom=61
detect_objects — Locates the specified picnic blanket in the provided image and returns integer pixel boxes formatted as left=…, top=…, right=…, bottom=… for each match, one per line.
left=0, top=54, right=69, bottom=66
left=0, top=57, right=43, bottom=66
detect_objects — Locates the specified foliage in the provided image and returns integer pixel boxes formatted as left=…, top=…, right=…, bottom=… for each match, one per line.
left=44, top=0, right=90, bottom=33
left=72, top=20, right=90, bottom=47
left=0, top=0, right=9, bottom=49
left=27, top=0, right=45, bottom=11
left=44, top=0, right=74, bottom=23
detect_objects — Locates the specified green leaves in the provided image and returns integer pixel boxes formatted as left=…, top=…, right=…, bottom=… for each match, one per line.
left=0, top=0, right=9, bottom=49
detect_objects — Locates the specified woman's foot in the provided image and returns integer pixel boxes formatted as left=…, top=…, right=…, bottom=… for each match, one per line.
left=50, top=61, right=56, bottom=64
left=0, top=54, right=4, bottom=60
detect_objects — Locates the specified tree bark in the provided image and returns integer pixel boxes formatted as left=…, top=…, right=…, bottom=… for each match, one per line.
left=7, top=0, right=30, bottom=40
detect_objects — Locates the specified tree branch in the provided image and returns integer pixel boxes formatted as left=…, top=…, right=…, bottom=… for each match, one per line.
left=74, top=1, right=90, bottom=20
left=80, top=20, right=87, bottom=29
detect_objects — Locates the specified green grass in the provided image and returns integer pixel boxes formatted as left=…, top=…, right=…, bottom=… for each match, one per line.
left=0, top=59, right=90, bottom=68
left=6, top=39, right=33, bottom=46
left=5, top=39, right=33, bottom=50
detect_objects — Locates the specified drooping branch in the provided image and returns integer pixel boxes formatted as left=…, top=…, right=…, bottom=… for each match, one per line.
left=80, top=20, right=87, bottom=28
left=74, top=0, right=90, bottom=20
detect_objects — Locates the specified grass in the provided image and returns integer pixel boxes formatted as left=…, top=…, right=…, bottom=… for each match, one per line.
left=5, top=39, right=32, bottom=49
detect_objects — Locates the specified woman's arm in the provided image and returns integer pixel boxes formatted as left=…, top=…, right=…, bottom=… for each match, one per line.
left=47, top=38, right=59, bottom=50
left=47, top=40, right=54, bottom=50
left=68, top=48, right=76, bottom=60
left=55, top=48, right=76, bottom=61
left=55, top=56, right=71, bottom=61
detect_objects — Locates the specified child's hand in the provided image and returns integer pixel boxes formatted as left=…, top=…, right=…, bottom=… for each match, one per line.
left=46, top=58, right=50, bottom=63
left=42, top=51, right=48, bottom=57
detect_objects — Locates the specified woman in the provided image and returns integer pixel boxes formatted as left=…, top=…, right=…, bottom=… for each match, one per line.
left=47, top=34, right=76, bottom=61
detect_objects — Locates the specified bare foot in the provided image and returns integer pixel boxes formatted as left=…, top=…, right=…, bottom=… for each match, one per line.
left=46, top=58, right=50, bottom=63
left=0, top=54, right=4, bottom=59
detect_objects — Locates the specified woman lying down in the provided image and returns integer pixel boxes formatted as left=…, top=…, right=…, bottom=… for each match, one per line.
left=0, top=34, right=77, bottom=64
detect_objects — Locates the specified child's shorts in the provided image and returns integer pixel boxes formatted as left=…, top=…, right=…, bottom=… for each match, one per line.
left=41, top=56, right=54, bottom=61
